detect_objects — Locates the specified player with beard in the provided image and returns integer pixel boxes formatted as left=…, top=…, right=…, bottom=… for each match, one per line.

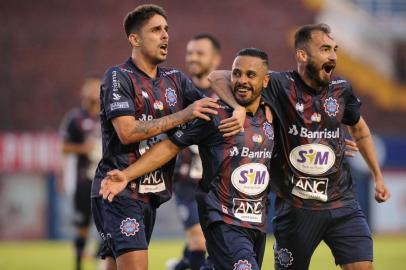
left=166, top=34, right=221, bottom=270
left=100, top=48, right=274, bottom=270
left=209, top=24, right=390, bottom=270
left=89, top=5, right=245, bottom=270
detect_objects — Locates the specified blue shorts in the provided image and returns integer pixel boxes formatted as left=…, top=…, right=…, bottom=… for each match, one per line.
left=272, top=199, right=372, bottom=270
left=91, top=196, right=156, bottom=259
left=174, top=180, right=200, bottom=229
left=203, top=221, right=266, bottom=270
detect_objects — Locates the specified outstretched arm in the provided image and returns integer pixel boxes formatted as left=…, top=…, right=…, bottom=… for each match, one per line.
left=347, top=117, right=390, bottom=203
left=208, top=70, right=246, bottom=137
left=99, top=139, right=181, bottom=202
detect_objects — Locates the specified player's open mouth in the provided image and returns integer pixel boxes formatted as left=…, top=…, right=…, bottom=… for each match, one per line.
left=160, top=44, right=168, bottom=53
left=322, top=63, right=335, bottom=75
left=236, top=86, right=252, bottom=93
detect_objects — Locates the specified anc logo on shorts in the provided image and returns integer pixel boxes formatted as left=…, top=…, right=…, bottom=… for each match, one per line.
left=263, top=122, right=274, bottom=140
left=323, top=97, right=339, bottom=117
left=276, top=248, right=294, bottom=267
left=165, top=87, right=177, bottom=106
left=120, top=218, right=140, bottom=237
left=233, top=259, right=252, bottom=270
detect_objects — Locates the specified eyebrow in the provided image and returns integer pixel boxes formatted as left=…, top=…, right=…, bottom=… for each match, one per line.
left=320, top=44, right=338, bottom=50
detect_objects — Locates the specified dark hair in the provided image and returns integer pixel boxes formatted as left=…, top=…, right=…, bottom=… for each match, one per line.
left=123, top=4, right=167, bottom=37
left=294, top=23, right=331, bottom=49
left=236, top=48, right=269, bottom=67
left=191, top=33, right=221, bottom=51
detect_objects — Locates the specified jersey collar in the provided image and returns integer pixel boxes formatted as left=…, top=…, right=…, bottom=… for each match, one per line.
left=125, top=57, right=163, bottom=79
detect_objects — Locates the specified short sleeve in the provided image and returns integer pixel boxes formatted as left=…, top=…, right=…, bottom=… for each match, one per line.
left=102, top=67, right=136, bottom=121
left=262, top=71, right=284, bottom=113
left=342, top=84, right=362, bottom=126
left=177, top=71, right=205, bottom=107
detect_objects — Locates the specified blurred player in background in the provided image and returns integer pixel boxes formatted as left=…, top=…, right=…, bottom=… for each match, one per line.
left=100, top=48, right=274, bottom=270
left=209, top=23, right=390, bottom=270
left=167, top=33, right=221, bottom=270
left=60, top=77, right=102, bottom=270
left=90, top=4, right=230, bottom=270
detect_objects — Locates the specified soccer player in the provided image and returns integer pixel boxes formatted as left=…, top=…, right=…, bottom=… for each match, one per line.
left=60, top=77, right=102, bottom=270
left=90, top=4, right=243, bottom=270
left=167, top=33, right=221, bottom=270
left=100, top=48, right=274, bottom=270
left=209, top=24, right=390, bottom=270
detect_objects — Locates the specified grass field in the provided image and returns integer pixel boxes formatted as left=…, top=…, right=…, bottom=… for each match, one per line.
left=0, top=235, right=405, bottom=269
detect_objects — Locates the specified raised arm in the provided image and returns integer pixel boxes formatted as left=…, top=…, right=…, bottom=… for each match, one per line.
left=208, top=70, right=246, bottom=137
left=347, top=117, right=390, bottom=203
left=112, top=96, right=218, bottom=144
left=100, top=139, right=181, bottom=202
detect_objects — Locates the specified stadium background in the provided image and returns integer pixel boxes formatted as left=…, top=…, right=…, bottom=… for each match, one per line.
left=0, top=0, right=405, bottom=269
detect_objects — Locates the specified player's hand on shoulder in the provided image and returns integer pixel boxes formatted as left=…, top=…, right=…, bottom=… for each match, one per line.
left=186, top=97, right=219, bottom=121
left=99, top=169, right=128, bottom=202
left=219, top=105, right=245, bottom=137
left=374, top=176, right=390, bottom=203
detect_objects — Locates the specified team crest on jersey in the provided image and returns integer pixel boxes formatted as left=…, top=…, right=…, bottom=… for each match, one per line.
left=295, top=102, right=304, bottom=112
left=233, top=259, right=252, bottom=270
left=165, top=87, right=177, bottom=106
left=323, top=97, right=339, bottom=117
left=153, top=100, right=164, bottom=110
left=120, top=218, right=139, bottom=236
left=311, top=112, right=321, bottom=123
left=252, top=133, right=263, bottom=143
left=276, top=248, right=294, bottom=267
left=263, top=122, right=274, bottom=140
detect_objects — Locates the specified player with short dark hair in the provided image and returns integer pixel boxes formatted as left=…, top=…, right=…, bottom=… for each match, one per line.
left=60, top=77, right=102, bottom=270
left=166, top=33, right=222, bottom=270
left=100, top=48, right=274, bottom=270
left=90, top=4, right=234, bottom=270
left=209, top=23, right=390, bottom=270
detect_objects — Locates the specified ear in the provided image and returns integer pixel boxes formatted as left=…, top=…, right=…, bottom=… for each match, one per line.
left=296, top=49, right=307, bottom=63
left=128, top=33, right=141, bottom=47
left=263, top=73, right=270, bottom=88
left=213, top=54, right=221, bottom=69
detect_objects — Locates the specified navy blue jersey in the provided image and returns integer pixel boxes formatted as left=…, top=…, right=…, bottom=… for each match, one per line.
left=263, top=71, right=362, bottom=210
left=91, top=58, right=204, bottom=207
left=60, top=107, right=101, bottom=183
left=170, top=102, right=274, bottom=233
left=173, top=87, right=216, bottom=184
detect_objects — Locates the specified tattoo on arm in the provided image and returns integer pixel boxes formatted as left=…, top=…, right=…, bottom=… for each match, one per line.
left=132, top=112, right=185, bottom=136
left=355, top=134, right=371, bottom=142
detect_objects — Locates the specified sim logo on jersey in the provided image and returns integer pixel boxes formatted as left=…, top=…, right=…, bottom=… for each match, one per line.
left=165, top=87, right=177, bottom=106
left=263, top=122, right=274, bottom=140
left=233, top=259, right=252, bottom=270
left=120, top=218, right=140, bottom=237
left=323, top=97, right=339, bottom=117
left=231, top=163, right=269, bottom=195
left=289, top=144, right=335, bottom=175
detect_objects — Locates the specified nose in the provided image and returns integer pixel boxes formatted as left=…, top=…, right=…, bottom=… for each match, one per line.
left=162, top=29, right=169, bottom=40
left=237, top=74, right=249, bottom=85
left=329, top=50, right=337, bottom=61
